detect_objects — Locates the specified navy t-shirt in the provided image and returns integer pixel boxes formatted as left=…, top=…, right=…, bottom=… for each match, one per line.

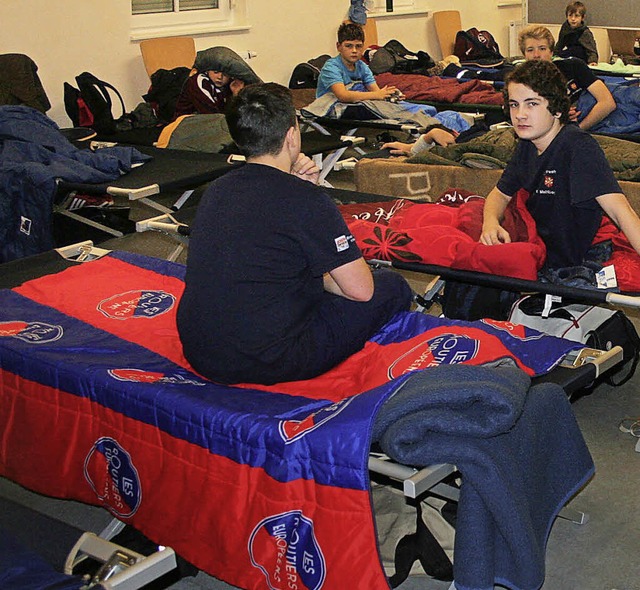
left=497, top=124, right=620, bottom=268
left=177, top=163, right=362, bottom=382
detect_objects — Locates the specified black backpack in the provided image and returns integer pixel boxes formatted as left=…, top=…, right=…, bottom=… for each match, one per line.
left=453, top=28, right=504, bottom=66
left=64, top=72, right=126, bottom=135
left=288, top=55, right=331, bottom=89
left=368, top=40, right=435, bottom=76
left=143, top=66, right=191, bottom=123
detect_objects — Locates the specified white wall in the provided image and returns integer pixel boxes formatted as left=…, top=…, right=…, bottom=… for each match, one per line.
left=0, top=0, right=520, bottom=126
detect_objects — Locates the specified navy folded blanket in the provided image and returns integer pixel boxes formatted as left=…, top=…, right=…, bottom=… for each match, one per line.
left=373, top=364, right=594, bottom=590
left=0, top=530, right=83, bottom=590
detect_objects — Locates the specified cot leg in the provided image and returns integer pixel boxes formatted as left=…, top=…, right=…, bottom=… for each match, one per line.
left=99, top=517, right=126, bottom=540
left=56, top=208, right=124, bottom=238
left=558, top=505, right=589, bottom=525
left=64, top=532, right=177, bottom=589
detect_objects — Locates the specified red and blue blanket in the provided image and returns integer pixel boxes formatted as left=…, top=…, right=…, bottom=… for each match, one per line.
left=0, top=251, right=584, bottom=590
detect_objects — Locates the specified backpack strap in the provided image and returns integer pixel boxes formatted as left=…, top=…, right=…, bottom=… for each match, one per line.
left=76, top=72, right=126, bottom=118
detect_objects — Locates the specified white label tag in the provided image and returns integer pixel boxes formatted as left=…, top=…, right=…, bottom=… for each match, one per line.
left=542, top=294, right=562, bottom=318
left=596, top=264, right=617, bottom=290
left=334, top=235, right=349, bottom=252
left=19, top=216, right=32, bottom=236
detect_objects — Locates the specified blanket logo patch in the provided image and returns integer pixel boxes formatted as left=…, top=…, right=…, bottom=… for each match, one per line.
left=97, top=290, right=176, bottom=320
left=109, top=368, right=207, bottom=386
left=84, top=437, right=142, bottom=518
left=387, top=333, right=479, bottom=378
left=278, top=398, right=353, bottom=444
left=249, top=510, right=326, bottom=590
left=0, top=320, right=63, bottom=344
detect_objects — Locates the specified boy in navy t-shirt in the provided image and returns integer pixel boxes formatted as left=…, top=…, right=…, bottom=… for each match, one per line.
left=481, top=60, right=640, bottom=270
left=177, top=83, right=412, bottom=385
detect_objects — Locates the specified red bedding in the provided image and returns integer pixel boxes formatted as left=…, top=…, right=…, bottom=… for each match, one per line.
left=375, top=72, right=504, bottom=105
left=340, top=195, right=640, bottom=292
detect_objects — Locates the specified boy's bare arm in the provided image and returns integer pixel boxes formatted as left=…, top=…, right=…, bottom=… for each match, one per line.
left=577, top=79, right=616, bottom=130
left=597, top=193, right=640, bottom=256
left=382, top=128, right=457, bottom=155
left=323, top=258, right=374, bottom=301
left=480, top=187, right=513, bottom=245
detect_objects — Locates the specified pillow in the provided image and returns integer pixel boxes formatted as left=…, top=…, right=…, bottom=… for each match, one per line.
left=193, top=46, right=262, bottom=84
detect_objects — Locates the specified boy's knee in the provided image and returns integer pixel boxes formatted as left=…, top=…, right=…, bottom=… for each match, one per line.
left=373, top=269, right=413, bottom=309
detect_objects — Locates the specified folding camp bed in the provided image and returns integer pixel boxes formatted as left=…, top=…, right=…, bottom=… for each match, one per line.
left=0, top=243, right=604, bottom=590
left=57, top=145, right=239, bottom=216
left=372, top=72, right=505, bottom=117
left=299, top=113, right=430, bottom=158
left=135, top=205, right=629, bottom=398
left=410, top=99, right=505, bottom=126
left=54, top=134, right=367, bottom=251
left=298, top=114, right=446, bottom=177
left=301, top=114, right=428, bottom=138
left=135, top=211, right=636, bottom=395
left=76, top=130, right=365, bottom=192
left=52, top=144, right=240, bottom=247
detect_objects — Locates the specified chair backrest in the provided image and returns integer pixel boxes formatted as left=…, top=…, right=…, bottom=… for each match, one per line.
left=433, top=10, right=462, bottom=58
left=139, top=36, right=196, bottom=78
left=607, top=28, right=640, bottom=58
left=362, top=17, right=379, bottom=48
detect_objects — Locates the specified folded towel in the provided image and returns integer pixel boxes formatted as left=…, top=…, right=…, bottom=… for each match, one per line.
left=373, top=364, right=530, bottom=443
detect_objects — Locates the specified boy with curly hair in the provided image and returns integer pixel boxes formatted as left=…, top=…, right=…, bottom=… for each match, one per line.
left=481, top=60, right=640, bottom=270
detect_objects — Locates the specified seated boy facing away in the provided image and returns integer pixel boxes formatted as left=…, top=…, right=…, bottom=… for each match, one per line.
left=554, top=1, right=598, bottom=66
left=173, top=46, right=261, bottom=119
left=177, top=83, right=412, bottom=385
left=316, top=22, right=402, bottom=102
left=480, top=60, right=640, bottom=271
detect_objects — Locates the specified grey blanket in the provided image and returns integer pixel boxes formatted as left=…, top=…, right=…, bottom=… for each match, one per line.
left=373, top=364, right=594, bottom=590
left=301, top=88, right=441, bottom=129
left=164, top=113, right=233, bottom=153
